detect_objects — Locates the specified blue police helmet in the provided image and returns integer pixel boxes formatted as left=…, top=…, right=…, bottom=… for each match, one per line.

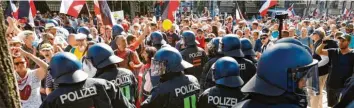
left=275, top=38, right=312, bottom=54
left=47, top=19, right=58, bottom=26
left=151, top=31, right=166, bottom=45
left=241, top=43, right=317, bottom=96
left=214, top=57, right=244, bottom=87
left=77, top=27, right=90, bottom=36
left=112, top=24, right=124, bottom=36
left=182, top=31, right=199, bottom=46
left=240, top=38, right=256, bottom=56
left=49, top=52, right=87, bottom=84
left=207, top=37, right=222, bottom=56
left=87, top=43, right=123, bottom=69
left=153, top=47, right=193, bottom=73
left=220, top=34, right=244, bottom=57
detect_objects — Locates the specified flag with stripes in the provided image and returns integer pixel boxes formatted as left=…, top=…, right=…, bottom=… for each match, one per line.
left=343, top=8, right=350, bottom=18
left=259, top=0, right=278, bottom=16
left=287, top=4, right=296, bottom=18
left=18, top=0, right=36, bottom=24
left=161, top=0, right=180, bottom=22
left=5, top=0, right=18, bottom=18
left=98, top=0, right=114, bottom=26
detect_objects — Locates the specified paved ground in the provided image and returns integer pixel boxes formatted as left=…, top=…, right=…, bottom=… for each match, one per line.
left=307, top=91, right=329, bottom=108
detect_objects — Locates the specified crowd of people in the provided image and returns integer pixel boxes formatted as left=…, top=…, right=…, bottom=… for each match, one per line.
left=4, top=9, right=354, bottom=108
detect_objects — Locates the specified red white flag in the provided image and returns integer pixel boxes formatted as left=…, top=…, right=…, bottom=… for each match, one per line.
left=259, top=0, right=278, bottom=16
left=60, top=0, right=86, bottom=18
left=94, top=0, right=100, bottom=15
left=344, top=8, right=350, bottom=17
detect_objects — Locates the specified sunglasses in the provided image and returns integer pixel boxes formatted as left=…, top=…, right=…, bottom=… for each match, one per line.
left=260, top=37, right=267, bottom=40
left=14, top=62, right=25, bottom=65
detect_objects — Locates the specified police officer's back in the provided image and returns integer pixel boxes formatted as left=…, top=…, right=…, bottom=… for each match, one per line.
left=240, top=38, right=257, bottom=64
left=198, top=57, right=246, bottom=108
left=87, top=43, right=138, bottom=104
left=200, top=37, right=223, bottom=92
left=141, top=47, right=200, bottom=108
left=180, top=31, right=208, bottom=80
left=40, top=52, right=132, bottom=108
left=235, top=43, right=320, bottom=108
left=220, top=35, right=256, bottom=83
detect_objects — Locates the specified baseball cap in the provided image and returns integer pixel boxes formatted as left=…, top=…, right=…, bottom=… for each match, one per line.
left=45, top=23, right=56, bottom=30
left=337, top=34, right=351, bottom=42
left=40, top=43, right=53, bottom=50
left=75, top=33, right=87, bottom=40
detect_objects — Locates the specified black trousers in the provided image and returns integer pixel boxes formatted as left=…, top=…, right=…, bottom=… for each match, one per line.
left=327, top=88, right=342, bottom=107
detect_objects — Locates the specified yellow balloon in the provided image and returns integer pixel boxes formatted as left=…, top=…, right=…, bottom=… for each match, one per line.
left=162, top=19, right=173, bottom=31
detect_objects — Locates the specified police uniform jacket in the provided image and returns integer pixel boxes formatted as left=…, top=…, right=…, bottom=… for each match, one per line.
left=95, top=67, right=138, bottom=104
left=180, top=46, right=208, bottom=80
left=141, top=72, right=200, bottom=108
left=198, top=85, right=246, bottom=108
left=40, top=78, right=133, bottom=108
left=234, top=93, right=307, bottom=108
left=200, top=56, right=221, bottom=92
left=232, top=57, right=257, bottom=84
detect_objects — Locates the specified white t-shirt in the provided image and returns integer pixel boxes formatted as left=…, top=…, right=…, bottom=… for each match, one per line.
left=16, top=69, right=42, bottom=108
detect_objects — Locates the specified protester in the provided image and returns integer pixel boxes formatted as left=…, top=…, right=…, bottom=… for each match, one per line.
left=316, top=34, right=354, bottom=107
left=298, top=27, right=314, bottom=51
left=13, top=47, right=49, bottom=108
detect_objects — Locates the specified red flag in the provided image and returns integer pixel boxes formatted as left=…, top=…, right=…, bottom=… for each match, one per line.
left=60, top=0, right=86, bottom=18
left=161, top=0, right=180, bottom=22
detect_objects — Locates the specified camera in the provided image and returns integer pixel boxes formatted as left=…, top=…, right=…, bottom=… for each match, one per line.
left=275, top=13, right=288, bottom=20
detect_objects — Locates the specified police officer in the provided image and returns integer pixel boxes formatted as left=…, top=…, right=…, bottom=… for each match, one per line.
left=334, top=76, right=354, bottom=108
left=198, top=57, right=246, bottom=108
left=180, top=31, right=208, bottom=80
left=150, top=31, right=167, bottom=50
left=77, top=27, right=92, bottom=41
left=235, top=43, right=320, bottom=108
left=200, top=37, right=223, bottom=91
left=220, top=35, right=256, bottom=83
left=86, top=43, right=138, bottom=105
left=240, top=38, right=257, bottom=64
left=110, top=24, right=125, bottom=50
left=275, top=38, right=312, bottom=54
left=40, top=52, right=132, bottom=108
left=141, top=47, right=200, bottom=108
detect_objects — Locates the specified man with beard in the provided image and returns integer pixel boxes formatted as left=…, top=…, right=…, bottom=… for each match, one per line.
left=316, top=34, right=354, bottom=107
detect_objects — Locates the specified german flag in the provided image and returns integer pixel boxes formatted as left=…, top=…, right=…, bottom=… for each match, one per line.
left=161, top=0, right=179, bottom=22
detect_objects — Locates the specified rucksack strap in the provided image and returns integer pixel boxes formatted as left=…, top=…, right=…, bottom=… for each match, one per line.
left=70, top=48, right=76, bottom=54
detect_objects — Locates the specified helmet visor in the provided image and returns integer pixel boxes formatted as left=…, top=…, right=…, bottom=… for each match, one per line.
left=290, top=61, right=319, bottom=96
left=150, top=59, right=167, bottom=77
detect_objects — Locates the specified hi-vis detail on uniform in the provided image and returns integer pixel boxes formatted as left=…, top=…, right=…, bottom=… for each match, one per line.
left=175, top=83, right=200, bottom=97
left=59, top=84, right=98, bottom=104
left=207, top=96, right=237, bottom=107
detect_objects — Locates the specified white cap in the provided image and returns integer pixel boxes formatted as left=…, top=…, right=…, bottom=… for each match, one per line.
left=75, top=33, right=87, bottom=40
left=45, top=23, right=56, bottom=30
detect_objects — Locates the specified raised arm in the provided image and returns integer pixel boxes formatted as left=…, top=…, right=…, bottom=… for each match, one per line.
left=17, top=47, right=49, bottom=80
